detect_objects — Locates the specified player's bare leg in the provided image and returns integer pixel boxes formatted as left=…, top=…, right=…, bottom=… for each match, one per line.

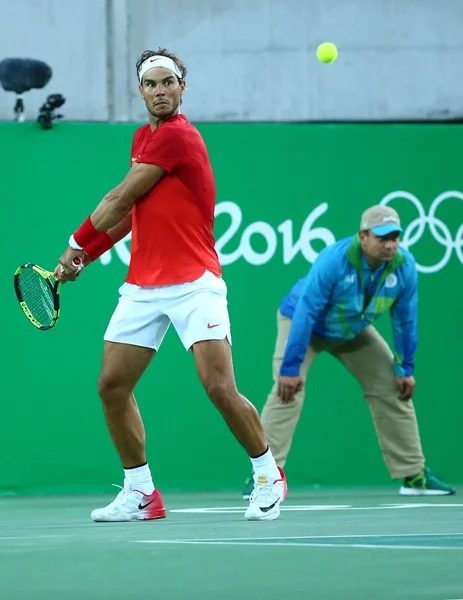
left=193, top=339, right=266, bottom=456
left=193, top=338, right=287, bottom=520
left=98, top=341, right=154, bottom=467
left=91, top=341, right=166, bottom=522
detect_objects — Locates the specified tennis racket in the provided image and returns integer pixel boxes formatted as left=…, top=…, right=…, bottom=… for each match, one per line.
left=14, top=258, right=82, bottom=330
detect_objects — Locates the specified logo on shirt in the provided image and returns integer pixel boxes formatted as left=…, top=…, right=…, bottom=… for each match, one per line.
left=385, top=274, right=398, bottom=288
left=344, top=274, right=356, bottom=284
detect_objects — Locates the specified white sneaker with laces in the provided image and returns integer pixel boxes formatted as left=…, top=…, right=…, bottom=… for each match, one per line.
left=245, top=467, right=287, bottom=521
left=91, top=478, right=166, bottom=522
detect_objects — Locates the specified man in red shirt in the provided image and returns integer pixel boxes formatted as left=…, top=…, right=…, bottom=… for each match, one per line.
left=55, top=48, right=287, bottom=522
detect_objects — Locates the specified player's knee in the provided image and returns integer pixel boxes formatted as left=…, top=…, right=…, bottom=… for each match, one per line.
left=97, top=371, right=129, bottom=404
left=204, top=379, right=237, bottom=407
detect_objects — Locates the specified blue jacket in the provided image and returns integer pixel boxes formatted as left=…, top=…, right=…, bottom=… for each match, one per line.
left=279, top=235, right=418, bottom=378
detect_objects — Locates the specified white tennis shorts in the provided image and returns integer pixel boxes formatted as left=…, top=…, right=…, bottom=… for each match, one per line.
left=104, top=270, right=231, bottom=351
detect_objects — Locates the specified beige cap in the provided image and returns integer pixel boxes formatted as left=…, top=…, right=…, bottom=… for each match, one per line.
left=360, top=205, right=402, bottom=235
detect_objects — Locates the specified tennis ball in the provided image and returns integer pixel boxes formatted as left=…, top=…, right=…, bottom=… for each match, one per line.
left=316, top=42, right=338, bottom=64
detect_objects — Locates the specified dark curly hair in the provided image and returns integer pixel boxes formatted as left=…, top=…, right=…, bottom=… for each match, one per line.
left=136, top=48, right=187, bottom=83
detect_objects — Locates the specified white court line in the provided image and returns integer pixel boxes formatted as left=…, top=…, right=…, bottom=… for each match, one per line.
left=138, top=532, right=463, bottom=541
left=170, top=504, right=350, bottom=513
left=170, top=503, right=463, bottom=514
left=134, top=540, right=463, bottom=550
left=134, top=532, right=463, bottom=550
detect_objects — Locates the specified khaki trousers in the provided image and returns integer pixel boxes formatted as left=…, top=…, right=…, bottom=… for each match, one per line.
left=261, top=311, right=425, bottom=479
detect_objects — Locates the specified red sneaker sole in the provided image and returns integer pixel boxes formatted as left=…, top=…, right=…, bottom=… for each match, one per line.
left=141, top=509, right=167, bottom=520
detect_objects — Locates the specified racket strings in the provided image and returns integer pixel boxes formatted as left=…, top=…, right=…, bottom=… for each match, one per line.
left=18, top=269, right=56, bottom=326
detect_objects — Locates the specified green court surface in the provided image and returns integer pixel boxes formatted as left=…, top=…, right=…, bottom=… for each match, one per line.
left=1, top=488, right=462, bottom=600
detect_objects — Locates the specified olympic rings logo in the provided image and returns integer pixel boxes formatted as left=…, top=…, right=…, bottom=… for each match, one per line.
left=380, top=191, right=463, bottom=274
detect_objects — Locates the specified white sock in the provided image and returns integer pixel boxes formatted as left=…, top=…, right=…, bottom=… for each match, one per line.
left=124, top=463, right=155, bottom=495
left=250, top=448, right=280, bottom=485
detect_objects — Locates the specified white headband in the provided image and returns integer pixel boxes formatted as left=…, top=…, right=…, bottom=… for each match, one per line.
left=138, top=56, right=183, bottom=83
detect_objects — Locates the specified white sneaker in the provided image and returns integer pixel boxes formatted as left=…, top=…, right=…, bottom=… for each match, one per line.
left=245, top=467, right=287, bottom=521
left=91, top=479, right=166, bottom=522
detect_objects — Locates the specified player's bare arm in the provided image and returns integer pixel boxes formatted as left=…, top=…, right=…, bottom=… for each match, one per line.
left=91, top=163, right=165, bottom=231
left=107, top=211, right=133, bottom=243
left=53, top=212, right=134, bottom=282
left=56, top=164, right=164, bottom=281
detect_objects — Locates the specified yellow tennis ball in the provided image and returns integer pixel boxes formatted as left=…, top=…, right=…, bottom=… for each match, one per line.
left=317, top=42, right=338, bottom=64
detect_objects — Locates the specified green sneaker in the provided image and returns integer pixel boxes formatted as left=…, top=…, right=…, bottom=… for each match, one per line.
left=242, top=474, right=254, bottom=500
left=400, top=467, right=456, bottom=496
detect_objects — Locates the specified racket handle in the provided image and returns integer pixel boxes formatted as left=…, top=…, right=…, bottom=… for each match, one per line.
left=72, top=256, right=84, bottom=273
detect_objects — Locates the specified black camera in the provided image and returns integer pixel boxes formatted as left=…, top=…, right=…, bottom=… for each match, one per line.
left=37, top=93, right=66, bottom=129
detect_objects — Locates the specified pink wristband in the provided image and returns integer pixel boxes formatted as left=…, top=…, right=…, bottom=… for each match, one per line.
left=74, top=215, right=101, bottom=248
left=84, top=232, right=114, bottom=261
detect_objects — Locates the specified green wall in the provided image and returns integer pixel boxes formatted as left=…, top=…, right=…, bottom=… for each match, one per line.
left=1, top=122, right=462, bottom=494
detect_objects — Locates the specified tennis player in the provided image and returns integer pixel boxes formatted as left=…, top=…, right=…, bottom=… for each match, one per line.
left=55, top=48, right=287, bottom=522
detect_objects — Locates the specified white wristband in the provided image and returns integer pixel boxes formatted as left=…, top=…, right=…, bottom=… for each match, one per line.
left=69, top=234, right=83, bottom=250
